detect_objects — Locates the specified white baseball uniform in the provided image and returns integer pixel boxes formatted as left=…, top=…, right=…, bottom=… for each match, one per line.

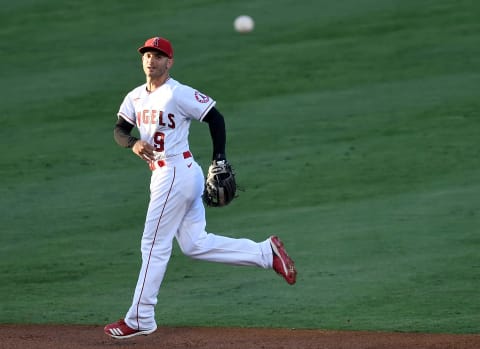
left=117, top=77, right=273, bottom=331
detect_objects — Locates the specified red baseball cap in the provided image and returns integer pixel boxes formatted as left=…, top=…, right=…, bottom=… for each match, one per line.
left=138, top=37, right=173, bottom=58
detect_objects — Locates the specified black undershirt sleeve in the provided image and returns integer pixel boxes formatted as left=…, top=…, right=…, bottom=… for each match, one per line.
left=114, top=117, right=139, bottom=148
left=203, top=107, right=226, bottom=161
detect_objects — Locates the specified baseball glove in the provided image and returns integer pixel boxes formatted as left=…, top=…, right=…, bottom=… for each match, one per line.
left=203, top=160, right=237, bottom=207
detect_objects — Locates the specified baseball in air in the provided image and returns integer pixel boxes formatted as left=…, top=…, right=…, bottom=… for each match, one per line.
left=234, top=15, right=254, bottom=33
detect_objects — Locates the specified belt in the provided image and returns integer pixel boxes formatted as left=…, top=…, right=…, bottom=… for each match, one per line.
left=149, top=151, right=192, bottom=171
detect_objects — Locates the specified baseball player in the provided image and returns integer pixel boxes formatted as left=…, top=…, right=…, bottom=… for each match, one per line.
left=104, top=36, right=297, bottom=339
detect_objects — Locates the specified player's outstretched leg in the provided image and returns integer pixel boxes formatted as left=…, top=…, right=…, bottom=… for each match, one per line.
left=270, top=236, right=297, bottom=285
left=104, top=319, right=157, bottom=339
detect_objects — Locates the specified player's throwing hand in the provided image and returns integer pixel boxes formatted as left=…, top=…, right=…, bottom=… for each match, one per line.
left=132, top=140, right=155, bottom=162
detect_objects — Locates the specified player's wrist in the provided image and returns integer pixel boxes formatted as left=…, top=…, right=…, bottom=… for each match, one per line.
left=128, top=137, right=140, bottom=148
left=213, top=153, right=226, bottom=161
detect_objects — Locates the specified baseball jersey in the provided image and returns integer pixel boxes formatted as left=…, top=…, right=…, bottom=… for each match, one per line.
left=118, top=77, right=216, bottom=159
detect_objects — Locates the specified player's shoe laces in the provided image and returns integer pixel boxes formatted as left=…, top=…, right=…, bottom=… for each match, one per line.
left=104, top=319, right=157, bottom=339
left=270, top=236, right=297, bottom=285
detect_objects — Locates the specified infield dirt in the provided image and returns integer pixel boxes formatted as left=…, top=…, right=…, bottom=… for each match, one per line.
left=1, top=325, right=479, bottom=349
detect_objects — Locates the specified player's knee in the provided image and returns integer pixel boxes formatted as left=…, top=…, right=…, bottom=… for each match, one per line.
left=178, top=239, right=202, bottom=257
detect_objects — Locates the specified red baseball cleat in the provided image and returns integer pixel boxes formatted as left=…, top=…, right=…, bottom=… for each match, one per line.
left=104, top=319, right=157, bottom=339
left=270, top=236, right=297, bottom=285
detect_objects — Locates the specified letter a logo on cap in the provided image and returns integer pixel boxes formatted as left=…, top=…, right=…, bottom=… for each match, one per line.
left=138, top=36, right=173, bottom=58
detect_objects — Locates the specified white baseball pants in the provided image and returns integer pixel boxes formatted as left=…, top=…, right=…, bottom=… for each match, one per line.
left=124, top=154, right=273, bottom=330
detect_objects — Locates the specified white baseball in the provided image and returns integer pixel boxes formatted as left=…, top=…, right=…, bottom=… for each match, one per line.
left=234, top=15, right=254, bottom=33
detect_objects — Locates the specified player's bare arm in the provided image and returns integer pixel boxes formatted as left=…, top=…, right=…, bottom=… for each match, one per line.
left=113, top=117, right=154, bottom=162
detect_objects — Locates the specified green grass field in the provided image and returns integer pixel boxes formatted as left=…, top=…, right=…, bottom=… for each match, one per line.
left=1, top=0, right=479, bottom=334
